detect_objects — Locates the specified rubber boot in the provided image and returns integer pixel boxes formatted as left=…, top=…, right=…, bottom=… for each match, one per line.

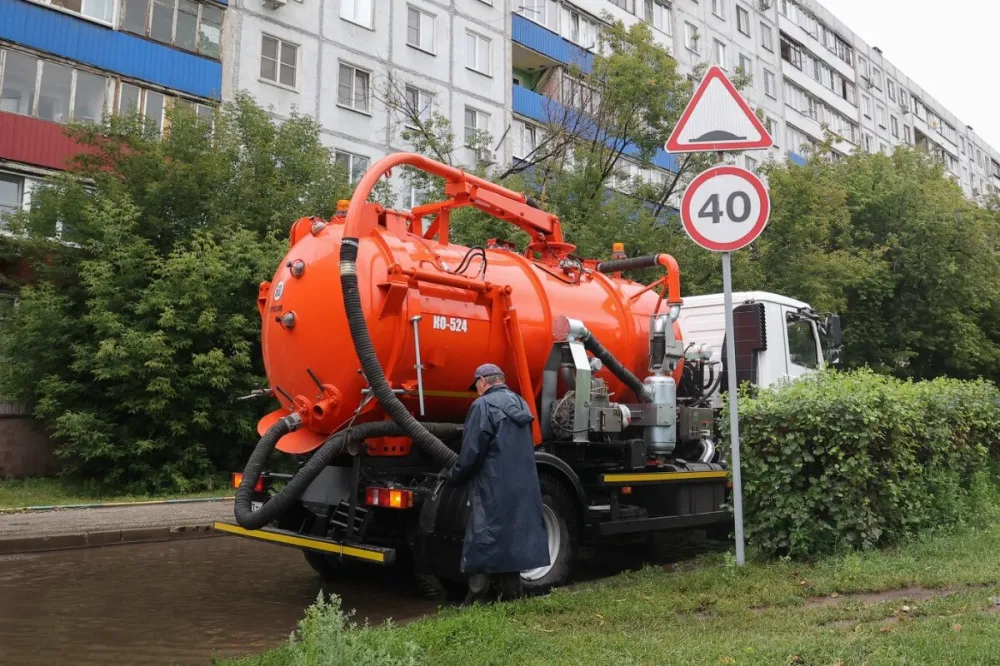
left=495, top=572, right=524, bottom=601
left=462, top=573, right=491, bottom=606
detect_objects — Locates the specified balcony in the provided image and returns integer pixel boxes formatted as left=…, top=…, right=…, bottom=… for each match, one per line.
left=0, top=111, right=89, bottom=171
left=0, top=0, right=222, bottom=99
left=512, top=85, right=679, bottom=172
left=512, top=13, right=593, bottom=72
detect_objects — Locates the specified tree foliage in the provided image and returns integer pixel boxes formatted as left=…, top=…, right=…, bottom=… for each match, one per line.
left=0, top=94, right=352, bottom=489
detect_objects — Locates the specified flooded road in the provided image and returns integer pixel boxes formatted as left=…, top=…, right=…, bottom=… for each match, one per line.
left=0, top=532, right=727, bottom=665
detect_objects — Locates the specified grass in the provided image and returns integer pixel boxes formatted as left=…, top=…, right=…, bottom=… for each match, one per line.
left=0, top=476, right=230, bottom=510
left=224, top=523, right=1000, bottom=666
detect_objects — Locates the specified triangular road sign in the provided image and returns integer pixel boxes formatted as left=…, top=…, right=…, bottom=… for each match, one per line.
left=666, top=65, right=773, bottom=153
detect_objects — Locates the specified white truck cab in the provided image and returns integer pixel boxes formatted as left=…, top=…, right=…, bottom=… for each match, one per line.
left=677, top=291, right=841, bottom=407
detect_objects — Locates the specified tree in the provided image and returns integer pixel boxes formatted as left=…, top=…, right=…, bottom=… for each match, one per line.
left=0, top=94, right=353, bottom=489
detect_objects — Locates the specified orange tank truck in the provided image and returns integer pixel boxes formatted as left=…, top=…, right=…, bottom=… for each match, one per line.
left=215, top=154, right=731, bottom=595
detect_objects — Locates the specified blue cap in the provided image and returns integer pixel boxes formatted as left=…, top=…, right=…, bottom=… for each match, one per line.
left=470, top=363, right=504, bottom=390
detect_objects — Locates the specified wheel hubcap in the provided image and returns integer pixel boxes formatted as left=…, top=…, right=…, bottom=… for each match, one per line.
left=521, top=504, right=560, bottom=582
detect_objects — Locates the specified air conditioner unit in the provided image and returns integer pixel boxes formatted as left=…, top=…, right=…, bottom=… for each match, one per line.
left=265, top=0, right=286, bottom=8
left=477, top=149, right=497, bottom=165
left=758, top=0, right=773, bottom=9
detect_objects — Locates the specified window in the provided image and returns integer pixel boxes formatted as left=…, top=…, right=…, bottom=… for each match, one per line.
left=121, top=0, right=222, bottom=57
left=0, top=174, right=22, bottom=228
left=175, top=97, right=215, bottom=121
left=335, top=151, right=370, bottom=183
left=466, top=31, right=491, bottom=75
left=887, top=79, right=896, bottom=101
left=643, top=0, right=671, bottom=34
left=763, top=69, right=776, bottom=98
left=340, top=0, right=373, bottom=29
left=684, top=22, right=699, bottom=53
left=890, top=115, right=899, bottom=138
left=0, top=50, right=109, bottom=124
left=745, top=156, right=758, bottom=174
left=464, top=106, right=490, bottom=148
left=863, top=133, right=872, bottom=152
left=560, top=5, right=600, bottom=47
left=198, top=6, right=222, bottom=58
left=36, top=0, right=113, bottom=23
left=876, top=104, right=885, bottom=128
left=519, top=0, right=559, bottom=30
left=765, top=116, right=778, bottom=143
left=780, top=38, right=802, bottom=69
left=561, top=73, right=599, bottom=115
left=738, top=54, right=752, bottom=78
left=261, top=35, right=298, bottom=88
left=872, top=67, right=882, bottom=90
left=737, top=5, right=750, bottom=35
left=610, top=0, right=636, bottom=12
left=144, top=89, right=164, bottom=133
left=899, top=89, right=908, bottom=110
left=406, top=6, right=435, bottom=53
left=787, top=318, right=818, bottom=369
left=403, top=85, right=432, bottom=126
left=760, top=23, right=773, bottom=51
left=861, top=95, right=871, bottom=118
left=711, top=0, right=725, bottom=19
left=513, top=120, right=538, bottom=159
left=857, top=56, right=868, bottom=80
left=786, top=124, right=814, bottom=153
left=116, top=83, right=167, bottom=133
left=73, top=70, right=106, bottom=124
left=960, top=137, right=966, bottom=155
left=904, top=125, right=911, bottom=144
left=337, top=63, right=370, bottom=112
left=714, top=40, right=727, bottom=70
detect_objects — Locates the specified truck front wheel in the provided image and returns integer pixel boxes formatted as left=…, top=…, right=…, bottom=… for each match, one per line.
left=520, top=474, right=579, bottom=595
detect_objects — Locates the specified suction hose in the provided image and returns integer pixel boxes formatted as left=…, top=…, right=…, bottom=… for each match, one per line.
left=577, top=326, right=653, bottom=403
left=234, top=418, right=463, bottom=530
left=339, top=239, right=459, bottom=467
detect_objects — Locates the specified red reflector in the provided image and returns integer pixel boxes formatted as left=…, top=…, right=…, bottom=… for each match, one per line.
left=365, top=486, right=413, bottom=509
left=231, top=472, right=265, bottom=493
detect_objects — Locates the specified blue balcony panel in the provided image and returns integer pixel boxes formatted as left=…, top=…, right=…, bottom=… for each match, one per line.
left=513, top=86, right=679, bottom=173
left=789, top=152, right=807, bottom=166
left=512, top=13, right=592, bottom=72
left=0, top=0, right=222, bottom=99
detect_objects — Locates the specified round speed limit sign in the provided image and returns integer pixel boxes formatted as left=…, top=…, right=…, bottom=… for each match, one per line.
left=680, top=165, right=770, bottom=252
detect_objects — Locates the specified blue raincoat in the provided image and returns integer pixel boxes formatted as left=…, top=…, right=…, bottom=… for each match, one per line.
left=446, top=384, right=550, bottom=574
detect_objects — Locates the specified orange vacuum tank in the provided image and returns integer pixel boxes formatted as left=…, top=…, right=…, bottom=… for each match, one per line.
left=256, top=156, right=684, bottom=454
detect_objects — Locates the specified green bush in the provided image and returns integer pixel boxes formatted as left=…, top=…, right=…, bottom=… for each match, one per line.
left=726, top=369, right=1000, bottom=559
left=0, top=95, right=354, bottom=490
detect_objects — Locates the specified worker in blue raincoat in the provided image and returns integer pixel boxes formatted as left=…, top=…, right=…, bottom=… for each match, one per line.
left=444, top=363, right=550, bottom=604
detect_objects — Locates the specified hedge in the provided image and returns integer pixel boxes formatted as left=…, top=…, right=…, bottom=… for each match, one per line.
left=725, top=369, right=1000, bottom=559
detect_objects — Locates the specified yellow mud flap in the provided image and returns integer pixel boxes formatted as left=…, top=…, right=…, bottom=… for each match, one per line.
left=212, top=521, right=395, bottom=565
left=601, top=470, right=729, bottom=486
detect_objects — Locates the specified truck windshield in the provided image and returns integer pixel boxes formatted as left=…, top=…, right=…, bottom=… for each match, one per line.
left=787, top=319, right=819, bottom=369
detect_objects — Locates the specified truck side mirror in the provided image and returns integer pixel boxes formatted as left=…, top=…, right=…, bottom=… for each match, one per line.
left=823, top=314, right=843, bottom=364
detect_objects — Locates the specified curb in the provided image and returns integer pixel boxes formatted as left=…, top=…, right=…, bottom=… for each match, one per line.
left=0, top=523, right=223, bottom=555
left=0, top=496, right=235, bottom=515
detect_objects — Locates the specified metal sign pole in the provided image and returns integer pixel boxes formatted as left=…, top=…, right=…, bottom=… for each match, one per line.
left=721, top=251, right=746, bottom=565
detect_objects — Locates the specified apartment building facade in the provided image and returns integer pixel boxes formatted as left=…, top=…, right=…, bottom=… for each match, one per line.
left=222, top=0, right=510, bottom=204
left=0, top=0, right=225, bottom=226
left=222, top=0, right=1000, bottom=202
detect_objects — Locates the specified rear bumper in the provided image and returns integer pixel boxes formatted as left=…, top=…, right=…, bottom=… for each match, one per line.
left=212, top=521, right=396, bottom=565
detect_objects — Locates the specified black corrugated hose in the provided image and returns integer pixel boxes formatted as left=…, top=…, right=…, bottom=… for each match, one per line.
left=234, top=418, right=462, bottom=530
left=339, top=238, right=459, bottom=466
left=595, top=255, right=661, bottom=273
left=579, top=329, right=652, bottom=403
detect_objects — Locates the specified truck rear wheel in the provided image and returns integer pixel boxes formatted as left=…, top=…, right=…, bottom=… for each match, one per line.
left=520, top=474, right=579, bottom=595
